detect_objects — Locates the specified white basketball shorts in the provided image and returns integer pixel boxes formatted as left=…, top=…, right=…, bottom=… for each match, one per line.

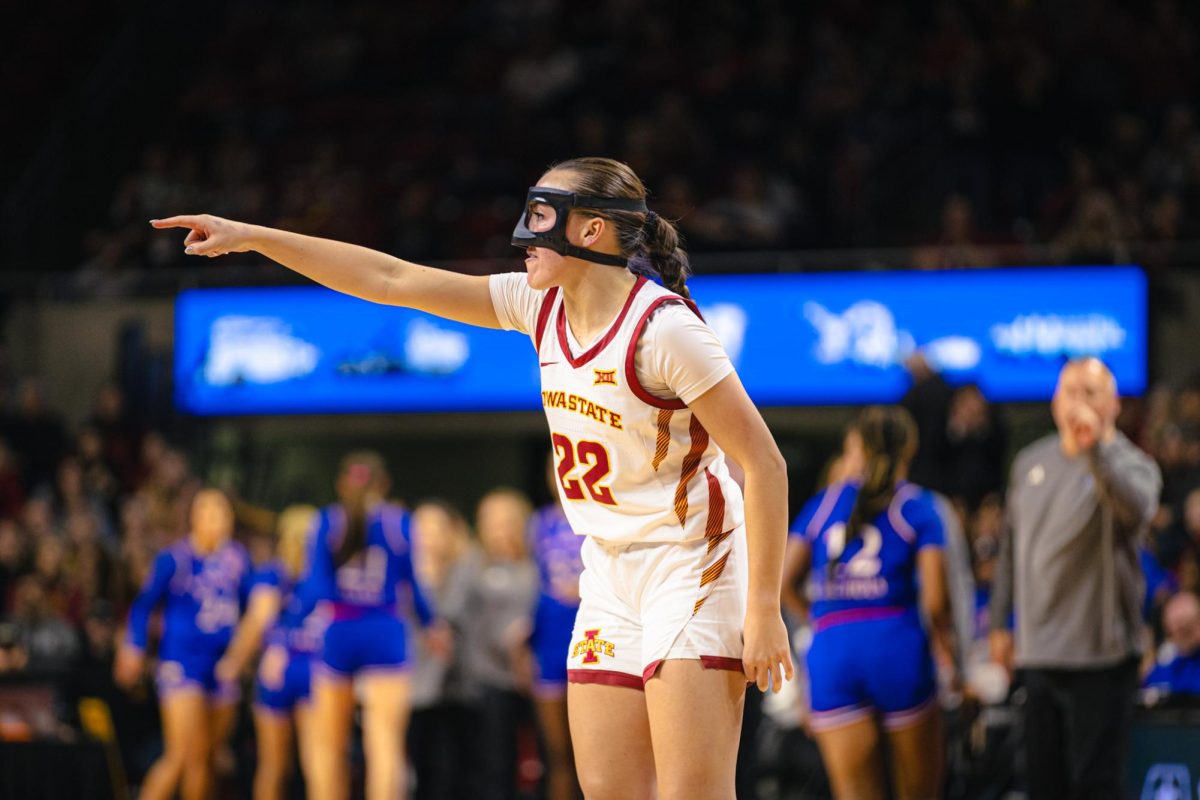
left=566, top=526, right=747, bottom=689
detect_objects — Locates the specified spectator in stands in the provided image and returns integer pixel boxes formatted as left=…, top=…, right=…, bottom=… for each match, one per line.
left=8, top=574, right=79, bottom=674
left=135, top=446, right=199, bottom=543
left=40, top=455, right=113, bottom=541
left=5, top=378, right=67, bottom=493
left=688, top=164, right=799, bottom=250
left=1144, top=591, right=1200, bottom=699
left=76, top=427, right=120, bottom=521
left=913, top=194, right=998, bottom=270
left=21, top=496, right=57, bottom=540
left=944, top=383, right=1007, bottom=511
left=0, top=518, right=28, bottom=611
left=1050, top=189, right=1131, bottom=265
left=87, top=384, right=142, bottom=494
left=990, top=357, right=1161, bottom=800
left=0, top=438, right=26, bottom=520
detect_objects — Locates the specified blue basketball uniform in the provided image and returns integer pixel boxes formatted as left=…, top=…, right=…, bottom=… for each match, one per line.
left=527, top=504, right=583, bottom=694
left=253, top=561, right=326, bottom=712
left=791, top=481, right=945, bottom=731
left=307, top=502, right=432, bottom=679
left=126, top=538, right=255, bottom=703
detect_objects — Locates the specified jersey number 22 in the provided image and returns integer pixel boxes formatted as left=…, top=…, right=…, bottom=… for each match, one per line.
left=552, top=433, right=617, bottom=506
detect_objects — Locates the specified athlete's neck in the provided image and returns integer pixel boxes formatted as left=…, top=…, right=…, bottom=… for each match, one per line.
left=559, top=267, right=638, bottom=348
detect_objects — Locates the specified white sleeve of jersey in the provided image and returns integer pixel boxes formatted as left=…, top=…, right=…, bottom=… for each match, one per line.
left=636, top=303, right=735, bottom=405
left=488, top=272, right=544, bottom=335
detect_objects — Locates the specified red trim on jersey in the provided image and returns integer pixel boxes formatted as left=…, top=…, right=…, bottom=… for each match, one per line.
left=642, top=659, right=664, bottom=684
left=567, top=668, right=644, bottom=691
left=534, top=287, right=560, bottom=356
left=703, top=467, right=726, bottom=539
left=699, top=655, right=745, bottom=674
left=556, top=276, right=647, bottom=368
left=623, top=294, right=704, bottom=410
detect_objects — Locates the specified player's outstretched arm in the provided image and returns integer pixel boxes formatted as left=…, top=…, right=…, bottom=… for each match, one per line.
left=689, top=372, right=794, bottom=694
left=150, top=215, right=501, bottom=328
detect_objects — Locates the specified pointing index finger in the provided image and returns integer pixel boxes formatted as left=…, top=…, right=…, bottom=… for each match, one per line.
left=149, top=216, right=200, bottom=229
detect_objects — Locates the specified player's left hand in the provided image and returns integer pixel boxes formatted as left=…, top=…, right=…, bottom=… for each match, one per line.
left=214, top=655, right=240, bottom=684
left=258, top=645, right=288, bottom=691
left=113, top=645, right=144, bottom=690
left=742, top=608, right=794, bottom=693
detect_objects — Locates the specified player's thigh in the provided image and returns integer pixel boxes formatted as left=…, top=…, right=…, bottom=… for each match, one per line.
left=253, top=707, right=294, bottom=768
left=358, top=671, right=412, bottom=745
left=210, top=699, right=238, bottom=747
left=292, top=702, right=317, bottom=778
left=311, top=674, right=356, bottom=746
left=644, top=659, right=745, bottom=800
left=813, top=717, right=887, bottom=800
left=568, top=682, right=655, bottom=800
left=160, top=689, right=209, bottom=756
left=884, top=708, right=943, bottom=800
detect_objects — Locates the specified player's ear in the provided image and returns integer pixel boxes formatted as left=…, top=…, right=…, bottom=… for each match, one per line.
left=578, top=215, right=605, bottom=247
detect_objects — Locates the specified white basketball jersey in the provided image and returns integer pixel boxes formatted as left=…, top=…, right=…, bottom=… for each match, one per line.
left=531, top=277, right=745, bottom=543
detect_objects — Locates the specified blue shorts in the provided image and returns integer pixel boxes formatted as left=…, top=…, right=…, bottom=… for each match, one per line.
left=156, top=652, right=239, bottom=705
left=318, top=611, right=409, bottom=679
left=256, top=651, right=313, bottom=712
left=806, top=609, right=935, bottom=732
left=529, top=594, right=579, bottom=696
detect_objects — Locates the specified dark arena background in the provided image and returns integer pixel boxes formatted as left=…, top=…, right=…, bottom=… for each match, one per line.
left=2, top=1, right=1200, bottom=798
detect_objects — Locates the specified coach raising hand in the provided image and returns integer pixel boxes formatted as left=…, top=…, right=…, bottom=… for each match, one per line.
left=989, top=357, right=1161, bottom=800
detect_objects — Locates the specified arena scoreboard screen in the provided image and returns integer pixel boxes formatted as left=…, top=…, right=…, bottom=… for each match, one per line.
left=174, top=265, right=1146, bottom=415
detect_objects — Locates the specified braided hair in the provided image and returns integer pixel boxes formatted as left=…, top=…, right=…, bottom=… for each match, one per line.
left=549, top=157, right=692, bottom=299
left=827, top=406, right=918, bottom=580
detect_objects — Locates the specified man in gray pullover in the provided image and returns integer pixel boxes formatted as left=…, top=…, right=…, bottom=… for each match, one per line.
left=989, top=357, right=1161, bottom=800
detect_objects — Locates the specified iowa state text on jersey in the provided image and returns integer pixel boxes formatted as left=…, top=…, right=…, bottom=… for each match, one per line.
left=541, top=390, right=624, bottom=430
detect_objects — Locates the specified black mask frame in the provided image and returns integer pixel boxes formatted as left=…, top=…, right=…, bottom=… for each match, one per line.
left=511, top=186, right=648, bottom=267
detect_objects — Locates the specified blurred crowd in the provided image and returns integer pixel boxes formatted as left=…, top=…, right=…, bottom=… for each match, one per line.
left=57, top=0, right=1199, bottom=290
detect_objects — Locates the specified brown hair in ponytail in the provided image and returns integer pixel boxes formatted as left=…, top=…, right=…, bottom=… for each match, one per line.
left=827, top=406, right=918, bottom=580
left=334, top=450, right=387, bottom=569
left=548, top=157, right=692, bottom=298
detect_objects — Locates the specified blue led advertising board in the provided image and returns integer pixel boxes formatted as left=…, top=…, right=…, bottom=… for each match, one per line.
left=174, top=266, right=1146, bottom=415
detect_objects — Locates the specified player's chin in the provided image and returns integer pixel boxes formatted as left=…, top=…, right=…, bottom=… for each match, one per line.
left=524, top=263, right=554, bottom=290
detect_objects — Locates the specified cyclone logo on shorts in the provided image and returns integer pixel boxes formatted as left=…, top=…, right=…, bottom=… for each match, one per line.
left=572, top=629, right=615, bottom=664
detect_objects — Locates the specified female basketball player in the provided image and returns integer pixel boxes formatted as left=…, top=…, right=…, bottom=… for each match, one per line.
left=306, top=451, right=440, bottom=800
left=151, top=156, right=792, bottom=800
left=787, top=407, right=956, bottom=800
left=215, top=504, right=321, bottom=800
left=115, top=487, right=254, bottom=800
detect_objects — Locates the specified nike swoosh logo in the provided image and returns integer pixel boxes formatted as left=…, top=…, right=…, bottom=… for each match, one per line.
left=540, top=361, right=559, bottom=367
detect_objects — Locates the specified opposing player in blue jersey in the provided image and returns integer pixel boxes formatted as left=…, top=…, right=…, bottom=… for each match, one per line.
left=306, top=451, right=444, bottom=800
left=527, top=456, right=585, bottom=800
left=115, top=488, right=255, bottom=800
left=215, top=504, right=322, bottom=800
left=785, top=407, right=956, bottom=800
